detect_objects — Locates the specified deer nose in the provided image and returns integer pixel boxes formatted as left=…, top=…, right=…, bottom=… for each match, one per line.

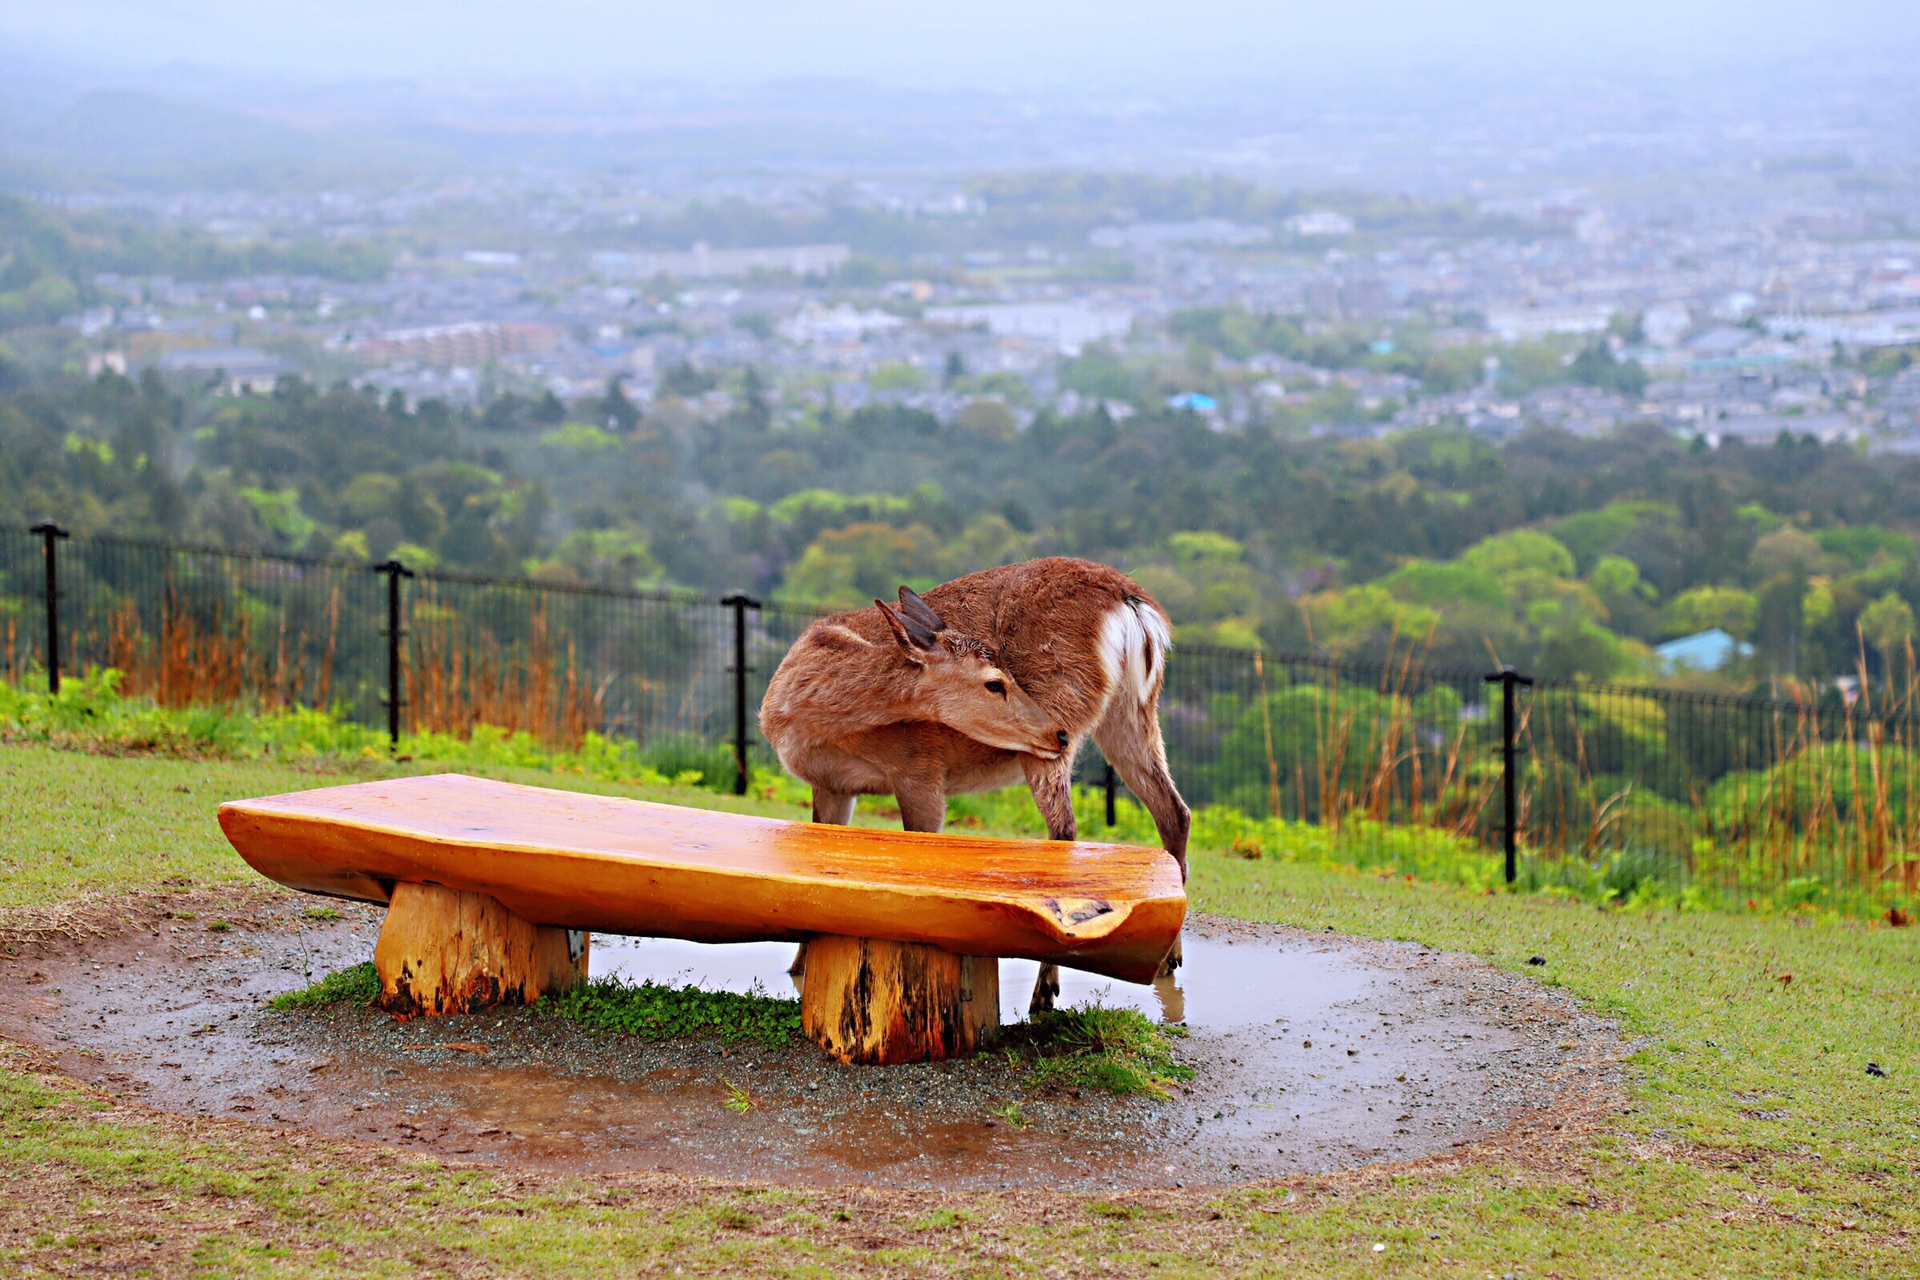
left=1056, top=731, right=1070, bottom=748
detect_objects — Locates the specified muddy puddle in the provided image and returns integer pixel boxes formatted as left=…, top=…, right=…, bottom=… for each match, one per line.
left=0, top=894, right=1618, bottom=1191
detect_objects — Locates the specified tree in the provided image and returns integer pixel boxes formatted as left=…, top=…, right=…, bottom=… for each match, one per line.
left=661, top=361, right=714, bottom=397
left=782, top=522, right=944, bottom=607
left=955, top=398, right=1018, bottom=440
left=739, top=366, right=771, bottom=432
left=598, top=376, right=640, bottom=433
left=1664, top=586, right=1759, bottom=640
left=1858, top=591, right=1916, bottom=669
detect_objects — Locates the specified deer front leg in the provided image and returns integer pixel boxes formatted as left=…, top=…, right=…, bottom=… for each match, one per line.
left=893, top=781, right=947, bottom=835
left=793, top=789, right=859, bottom=975
left=1021, top=753, right=1077, bottom=1015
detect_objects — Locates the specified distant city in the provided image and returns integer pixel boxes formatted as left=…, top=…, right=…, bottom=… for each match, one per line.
left=58, top=168, right=1920, bottom=455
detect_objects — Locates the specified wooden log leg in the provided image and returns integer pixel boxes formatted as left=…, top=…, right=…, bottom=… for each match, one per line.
left=374, top=882, right=589, bottom=1017
left=799, top=935, right=999, bottom=1065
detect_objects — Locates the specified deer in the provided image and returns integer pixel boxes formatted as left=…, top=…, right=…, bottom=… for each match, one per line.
left=759, top=557, right=1192, bottom=1014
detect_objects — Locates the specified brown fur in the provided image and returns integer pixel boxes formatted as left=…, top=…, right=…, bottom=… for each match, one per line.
left=760, top=558, right=1193, bottom=1006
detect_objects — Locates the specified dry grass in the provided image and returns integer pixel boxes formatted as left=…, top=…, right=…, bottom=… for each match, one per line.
left=409, top=590, right=603, bottom=748
left=99, top=585, right=342, bottom=715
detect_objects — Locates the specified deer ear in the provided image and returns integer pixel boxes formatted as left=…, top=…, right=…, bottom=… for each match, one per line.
left=875, top=600, right=930, bottom=665
left=897, top=585, right=945, bottom=636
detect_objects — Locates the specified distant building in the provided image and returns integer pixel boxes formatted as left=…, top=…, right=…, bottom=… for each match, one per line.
left=923, top=302, right=1132, bottom=355
left=1655, top=628, right=1753, bottom=674
left=1485, top=304, right=1613, bottom=343
left=357, top=322, right=561, bottom=368
left=778, top=305, right=904, bottom=345
left=153, top=346, right=287, bottom=395
left=1704, top=412, right=1860, bottom=447
left=1167, top=391, right=1219, bottom=414
left=1766, top=309, right=1920, bottom=351
left=592, top=242, right=850, bottom=281
left=1641, top=302, right=1693, bottom=348
left=1285, top=210, right=1355, bottom=237
left=1089, top=219, right=1272, bottom=250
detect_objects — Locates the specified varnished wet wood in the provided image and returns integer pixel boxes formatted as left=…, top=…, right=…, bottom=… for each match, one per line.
left=218, top=774, right=1185, bottom=983
left=373, top=882, right=588, bottom=1017
left=798, top=936, right=999, bottom=1064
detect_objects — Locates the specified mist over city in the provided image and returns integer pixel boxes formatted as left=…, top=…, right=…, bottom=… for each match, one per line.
left=4, top=2, right=1920, bottom=684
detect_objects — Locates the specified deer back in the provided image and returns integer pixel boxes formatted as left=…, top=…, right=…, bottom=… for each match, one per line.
left=921, top=557, right=1172, bottom=737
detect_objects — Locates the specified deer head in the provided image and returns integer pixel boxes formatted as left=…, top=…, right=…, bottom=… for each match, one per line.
left=876, top=586, right=1066, bottom=760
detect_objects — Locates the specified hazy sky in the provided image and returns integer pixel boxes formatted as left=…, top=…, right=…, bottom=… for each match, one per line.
left=3, top=0, right=1914, bottom=90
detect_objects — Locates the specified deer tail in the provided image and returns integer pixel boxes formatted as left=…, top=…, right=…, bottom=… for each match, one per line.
left=1099, top=596, right=1171, bottom=709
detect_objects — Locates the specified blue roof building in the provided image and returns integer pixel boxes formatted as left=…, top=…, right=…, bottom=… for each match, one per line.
left=1654, top=627, right=1753, bottom=674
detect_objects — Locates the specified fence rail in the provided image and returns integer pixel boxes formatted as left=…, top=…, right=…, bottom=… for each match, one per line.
left=4, top=522, right=1916, bottom=908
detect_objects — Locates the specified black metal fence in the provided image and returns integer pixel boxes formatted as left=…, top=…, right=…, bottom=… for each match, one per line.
left=4, top=522, right=1917, bottom=908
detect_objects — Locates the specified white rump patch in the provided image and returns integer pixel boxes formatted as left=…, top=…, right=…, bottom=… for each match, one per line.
left=1097, top=600, right=1172, bottom=710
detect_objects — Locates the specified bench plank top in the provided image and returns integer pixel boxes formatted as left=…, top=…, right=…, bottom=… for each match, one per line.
left=218, top=774, right=1185, bottom=983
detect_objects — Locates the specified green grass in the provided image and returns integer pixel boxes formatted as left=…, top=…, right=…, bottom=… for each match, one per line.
left=2, top=737, right=1917, bottom=1276
left=1000, top=1004, right=1195, bottom=1098
left=269, top=961, right=380, bottom=1010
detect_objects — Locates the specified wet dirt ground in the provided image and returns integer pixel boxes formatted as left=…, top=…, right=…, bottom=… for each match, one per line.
left=0, top=890, right=1621, bottom=1192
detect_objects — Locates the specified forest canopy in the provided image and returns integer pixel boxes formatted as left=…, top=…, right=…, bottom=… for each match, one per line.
left=5, top=364, right=1920, bottom=692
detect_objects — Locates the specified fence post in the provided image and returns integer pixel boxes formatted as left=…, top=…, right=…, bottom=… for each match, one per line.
left=720, top=593, right=762, bottom=796
left=1483, top=665, right=1533, bottom=885
left=28, top=521, right=70, bottom=694
left=374, top=559, right=414, bottom=748
left=1104, top=763, right=1118, bottom=827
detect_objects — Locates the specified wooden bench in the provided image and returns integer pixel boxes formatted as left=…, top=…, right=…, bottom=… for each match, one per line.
left=217, top=774, right=1186, bottom=1064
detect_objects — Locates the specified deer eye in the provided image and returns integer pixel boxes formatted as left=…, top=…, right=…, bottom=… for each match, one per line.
left=985, top=679, right=1007, bottom=695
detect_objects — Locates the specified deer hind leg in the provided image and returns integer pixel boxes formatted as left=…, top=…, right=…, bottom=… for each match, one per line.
left=1020, top=753, right=1078, bottom=1015
left=1094, top=695, right=1192, bottom=879
left=1095, top=694, right=1191, bottom=976
left=793, top=789, right=859, bottom=975
left=1029, top=962, right=1062, bottom=1017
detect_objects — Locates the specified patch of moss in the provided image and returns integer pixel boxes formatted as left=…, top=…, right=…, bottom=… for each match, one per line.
left=540, top=977, right=802, bottom=1049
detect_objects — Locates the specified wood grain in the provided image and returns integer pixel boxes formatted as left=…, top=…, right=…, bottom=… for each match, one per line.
left=217, top=773, right=1184, bottom=983
left=798, top=936, right=1000, bottom=1064
left=373, top=882, right=588, bottom=1017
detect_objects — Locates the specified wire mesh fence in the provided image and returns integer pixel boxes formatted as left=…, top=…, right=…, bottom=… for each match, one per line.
left=0, top=526, right=44, bottom=685
left=3, top=523, right=1916, bottom=908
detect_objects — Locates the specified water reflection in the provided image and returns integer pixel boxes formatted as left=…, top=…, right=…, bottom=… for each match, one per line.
left=591, top=931, right=1367, bottom=1032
